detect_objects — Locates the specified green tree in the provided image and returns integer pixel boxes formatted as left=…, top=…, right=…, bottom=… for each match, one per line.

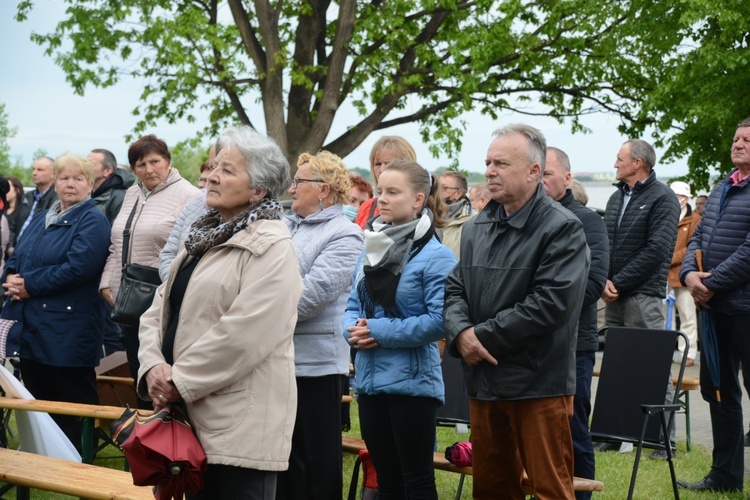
left=16, top=0, right=685, bottom=168
left=628, top=0, right=750, bottom=191
left=4, top=157, right=33, bottom=186
left=171, top=140, right=210, bottom=184
left=0, top=103, right=18, bottom=173
left=348, top=166, right=372, bottom=183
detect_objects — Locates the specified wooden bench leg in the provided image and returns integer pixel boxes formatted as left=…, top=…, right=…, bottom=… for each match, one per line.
left=684, top=390, right=691, bottom=452
left=81, top=417, right=97, bottom=464
left=16, top=485, right=30, bottom=500
left=675, top=388, right=692, bottom=452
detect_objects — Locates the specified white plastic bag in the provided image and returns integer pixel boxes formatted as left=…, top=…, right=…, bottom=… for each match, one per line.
left=0, top=363, right=81, bottom=462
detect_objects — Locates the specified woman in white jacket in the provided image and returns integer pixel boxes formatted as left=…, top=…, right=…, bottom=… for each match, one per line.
left=138, top=126, right=302, bottom=499
left=276, top=151, right=363, bottom=500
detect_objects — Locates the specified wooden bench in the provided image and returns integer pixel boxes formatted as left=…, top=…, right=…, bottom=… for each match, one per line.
left=343, top=436, right=604, bottom=498
left=0, top=447, right=151, bottom=499
left=674, top=376, right=700, bottom=451
left=0, top=397, right=138, bottom=464
left=593, top=370, right=700, bottom=450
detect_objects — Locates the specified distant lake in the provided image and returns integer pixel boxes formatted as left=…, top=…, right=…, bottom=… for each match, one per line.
left=580, top=182, right=703, bottom=212
left=580, top=183, right=617, bottom=211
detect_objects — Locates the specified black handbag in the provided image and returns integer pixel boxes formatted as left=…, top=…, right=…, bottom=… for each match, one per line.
left=111, top=202, right=162, bottom=328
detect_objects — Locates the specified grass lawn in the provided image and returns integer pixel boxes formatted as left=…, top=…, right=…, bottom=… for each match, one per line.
left=2, top=399, right=749, bottom=499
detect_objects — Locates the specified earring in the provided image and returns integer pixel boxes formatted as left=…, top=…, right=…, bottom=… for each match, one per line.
left=319, top=199, right=323, bottom=209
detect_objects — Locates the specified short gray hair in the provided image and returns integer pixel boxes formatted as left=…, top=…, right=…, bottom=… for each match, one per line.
left=35, top=156, right=55, bottom=169
left=738, top=117, right=750, bottom=129
left=624, top=139, right=656, bottom=172
left=493, top=124, right=547, bottom=179
left=470, top=183, right=490, bottom=199
left=90, top=149, right=117, bottom=173
left=547, top=147, right=571, bottom=173
left=441, top=171, right=468, bottom=194
left=217, top=126, right=290, bottom=198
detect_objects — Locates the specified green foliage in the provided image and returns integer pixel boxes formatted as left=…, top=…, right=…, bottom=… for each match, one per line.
left=628, top=0, right=750, bottom=191
left=16, top=0, right=690, bottom=171
left=347, top=166, right=372, bottom=183
left=32, top=147, right=48, bottom=161
left=445, top=164, right=471, bottom=179
left=3, top=157, right=33, bottom=186
left=0, top=103, right=18, bottom=173
left=170, top=140, right=210, bottom=185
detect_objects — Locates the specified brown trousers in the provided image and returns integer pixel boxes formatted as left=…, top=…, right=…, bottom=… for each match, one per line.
left=470, top=395, right=575, bottom=500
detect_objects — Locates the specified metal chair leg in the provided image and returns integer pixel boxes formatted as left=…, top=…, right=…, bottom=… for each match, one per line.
left=348, top=456, right=362, bottom=500
left=660, top=412, right=680, bottom=500
left=455, top=473, right=466, bottom=500
left=628, top=412, right=650, bottom=500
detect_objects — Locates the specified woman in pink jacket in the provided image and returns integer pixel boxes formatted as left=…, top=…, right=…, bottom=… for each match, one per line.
left=100, top=135, right=198, bottom=407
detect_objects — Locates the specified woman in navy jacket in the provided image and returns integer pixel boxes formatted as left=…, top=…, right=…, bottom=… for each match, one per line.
left=1, top=153, right=111, bottom=451
left=344, top=160, right=456, bottom=499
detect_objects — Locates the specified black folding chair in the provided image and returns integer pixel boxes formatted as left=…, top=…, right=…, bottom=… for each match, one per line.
left=436, top=353, right=471, bottom=500
left=590, top=326, right=689, bottom=500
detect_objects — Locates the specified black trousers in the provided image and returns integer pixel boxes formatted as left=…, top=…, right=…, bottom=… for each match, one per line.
left=358, top=393, right=439, bottom=500
left=571, top=351, right=596, bottom=500
left=19, top=358, right=98, bottom=453
left=101, top=303, right=124, bottom=356
left=702, top=311, right=750, bottom=489
left=187, top=465, right=277, bottom=500
left=122, top=324, right=152, bottom=410
left=275, top=374, right=343, bottom=500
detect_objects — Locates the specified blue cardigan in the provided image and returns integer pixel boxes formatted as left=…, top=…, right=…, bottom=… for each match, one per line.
left=343, top=236, right=456, bottom=403
left=1, top=199, right=111, bottom=367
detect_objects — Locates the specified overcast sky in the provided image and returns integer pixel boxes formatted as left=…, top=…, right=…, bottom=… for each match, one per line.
left=1, top=2, right=692, bottom=178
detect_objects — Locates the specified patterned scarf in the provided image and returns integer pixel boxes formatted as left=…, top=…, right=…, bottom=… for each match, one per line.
left=355, top=209, right=435, bottom=317
left=184, top=198, right=282, bottom=257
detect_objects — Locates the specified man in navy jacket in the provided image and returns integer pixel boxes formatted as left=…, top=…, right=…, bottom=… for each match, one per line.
left=543, top=147, right=609, bottom=499
left=677, top=118, right=750, bottom=493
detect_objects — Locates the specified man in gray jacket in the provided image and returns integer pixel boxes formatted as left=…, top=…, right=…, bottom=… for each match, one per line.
left=445, top=124, right=589, bottom=499
left=16, top=156, right=58, bottom=244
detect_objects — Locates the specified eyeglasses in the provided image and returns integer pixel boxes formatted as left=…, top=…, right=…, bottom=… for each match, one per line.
left=441, top=185, right=460, bottom=191
left=291, top=177, right=325, bottom=189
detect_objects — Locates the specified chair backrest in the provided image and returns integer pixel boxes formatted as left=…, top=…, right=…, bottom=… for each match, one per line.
left=590, top=326, right=682, bottom=445
left=436, top=354, right=470, bottom=425
left=95, top=351, right=137, bottom=408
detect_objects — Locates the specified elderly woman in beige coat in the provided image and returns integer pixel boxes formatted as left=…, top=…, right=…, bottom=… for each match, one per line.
left=100, top=134, right=198, bottom=406
left=137, top=125, right=302, bottom=500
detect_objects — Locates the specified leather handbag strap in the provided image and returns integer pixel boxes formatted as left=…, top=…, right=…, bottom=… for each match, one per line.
left=121, top=200, right=140, bottom=270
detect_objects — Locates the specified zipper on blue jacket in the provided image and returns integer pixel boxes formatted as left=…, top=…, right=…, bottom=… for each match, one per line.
left=704, top=182, right=732, bottom=266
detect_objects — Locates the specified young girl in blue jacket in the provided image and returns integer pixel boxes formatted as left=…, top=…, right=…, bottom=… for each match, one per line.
left=344, top=160, right=457, bottom=499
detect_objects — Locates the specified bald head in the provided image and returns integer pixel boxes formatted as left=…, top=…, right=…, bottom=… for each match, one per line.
left=469, top=183, right=490, bottom=212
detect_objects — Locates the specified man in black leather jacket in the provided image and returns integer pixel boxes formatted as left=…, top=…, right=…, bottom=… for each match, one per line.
left=445, top=124, right=589, bottom=499
left=543, top=147, right=608, bottom=499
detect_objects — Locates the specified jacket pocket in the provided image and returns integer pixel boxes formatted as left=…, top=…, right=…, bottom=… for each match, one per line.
left=502, top=347, right=538, bottom=371
left=190, top=386, right=249, bottom=432
left=293, top=331, right=340, bottom=368
left=371, top=348, right=418, bottom=391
